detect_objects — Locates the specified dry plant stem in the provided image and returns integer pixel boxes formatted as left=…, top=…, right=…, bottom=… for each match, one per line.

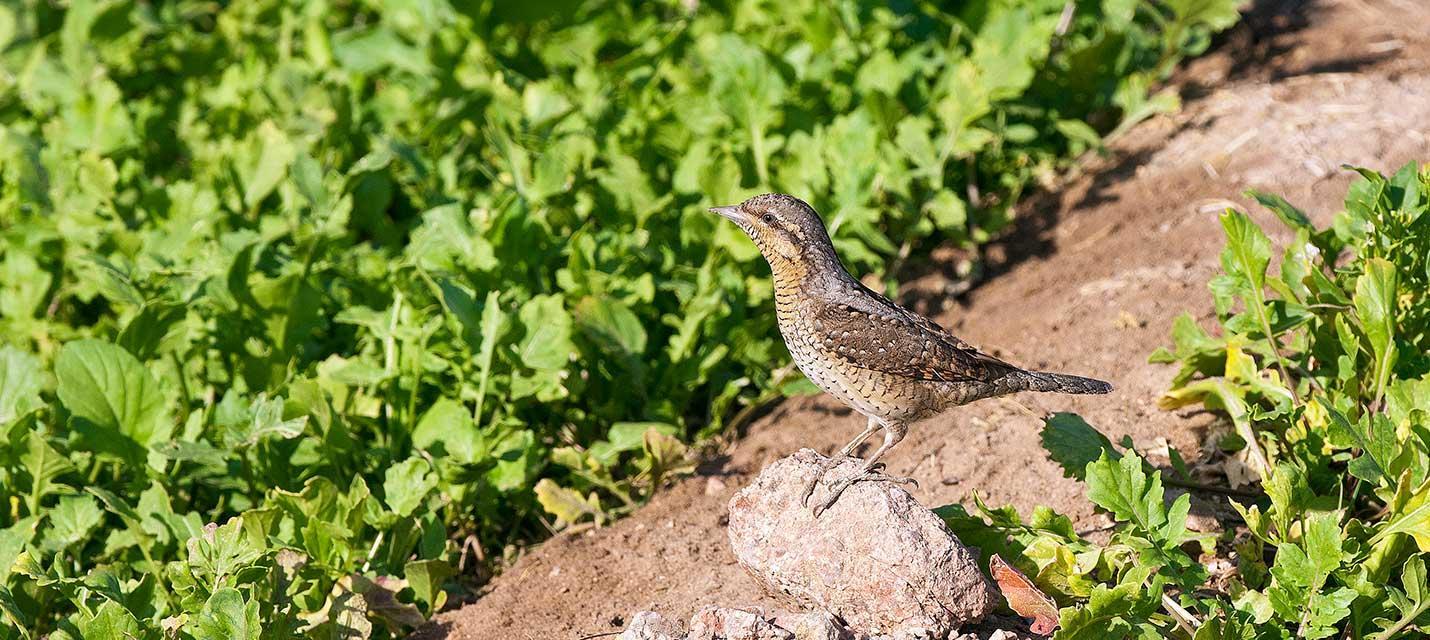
left=1164, top=476, right=1262, bottom=498
left=1161, top=593, right=1201, bottom=636
left=1235, top=415, right=1272, bottom=483
left=1219, top=378, right=1271, bottom=483
left=575, top=632, right=622, bottom=640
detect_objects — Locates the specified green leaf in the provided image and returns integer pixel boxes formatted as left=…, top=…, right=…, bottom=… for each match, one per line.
left=487, top=429, right=536, bottom=491
left=922, top=191, right=968, bottom=233
left=1247, top=189, right=1313, bottom=231
left=607, top=422, right=679, bottom=455
left=969, top=7, right=1056, bottom=100
left=184, top=517, right=263, bottom=588
left=1040, top=413, right=1117, bottom=480
left=1054, top=568, right=1161, bottom=639
left=0, top=346, right=43, bottom=425
left=1166, top=0, right=1244, bottom=32
left=1219, top=210, right=1272, bottom=294
left=1322, top=399, right=1394, bottom=488
left=55, top=339, right=171, bottom=468
left=412, top=398, right=483, bottom=464
left=405, top=558, right=453, bottom=615
left=1377, top=482, right=1430, bottom=552
left=20, top=432, right=75, bottom=514
left=575, top=296, right=647, bottom=356
left=1303, top=511, right=1347, bottom=580
left=516, top=294, right=575, bottom=371
left=474, top=289, right=505, bottom=423
left=1268, top=511, right=1348, bottom=632
left=0, top=517, right=38, bottom=583
left=242, top=121, right=296, bottom=208
left=1375, top=555, right=1430, bottom=640
left=384, top=457, right=438, bottom=517
left=1264, top=462, right=1311, bottom=538
left=1354, top=258, right=1398, bottom=404
left=74, top=600, right=144, bottom=640
left=1084, top=451, right=1166, bottom=535
left=192, top=588, right=260, bottom=640
left=224, top=393, right=308, bottom=448
left=46, top=494, right=104, bottom=551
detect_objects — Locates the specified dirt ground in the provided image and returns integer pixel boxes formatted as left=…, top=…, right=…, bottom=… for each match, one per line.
left=419, top=1, right=1430, bottom=638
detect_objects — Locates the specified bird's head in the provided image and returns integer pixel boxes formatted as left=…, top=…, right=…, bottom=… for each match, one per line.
left=708, top=193, right=838, bottom=270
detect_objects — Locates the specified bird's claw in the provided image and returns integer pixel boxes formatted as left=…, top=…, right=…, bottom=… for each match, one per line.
left=810, top=468, right=918, bottom=518
left=800, top=454, right=853, bottom=507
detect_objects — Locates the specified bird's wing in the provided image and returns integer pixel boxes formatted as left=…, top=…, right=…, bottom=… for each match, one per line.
left=813, top=282, right=1022, bottom=384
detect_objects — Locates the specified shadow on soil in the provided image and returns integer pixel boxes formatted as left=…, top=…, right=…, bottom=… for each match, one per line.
left=900, top=0, right=1347, bottom=314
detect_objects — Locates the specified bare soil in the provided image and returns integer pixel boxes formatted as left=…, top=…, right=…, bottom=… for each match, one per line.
left=420, top=2, right=1430, bottom=638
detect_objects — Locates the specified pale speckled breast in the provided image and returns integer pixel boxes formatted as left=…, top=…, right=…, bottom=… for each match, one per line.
left=775, top=292, right=941, bottom=424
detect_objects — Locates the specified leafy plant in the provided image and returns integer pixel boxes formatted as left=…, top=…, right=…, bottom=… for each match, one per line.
left=0, top=0, right=1237, bottom=635
left=953, top=165, right=1430, bottom=639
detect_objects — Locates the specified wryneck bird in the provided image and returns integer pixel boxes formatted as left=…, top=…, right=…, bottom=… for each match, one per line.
left=709, top=193, right=1112, bottom=516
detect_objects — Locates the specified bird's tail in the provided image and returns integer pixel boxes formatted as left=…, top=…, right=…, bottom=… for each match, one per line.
left=1011, top=370, right=1113, bottom=395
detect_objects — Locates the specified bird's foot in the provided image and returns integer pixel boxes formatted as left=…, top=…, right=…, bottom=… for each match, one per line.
left=800, top=454, right=857, bottom=507
left=810, top=464, right=918, bottom=518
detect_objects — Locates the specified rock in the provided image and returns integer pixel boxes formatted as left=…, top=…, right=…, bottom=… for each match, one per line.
left=688, top=606, right=792, bottom=640
left=621, top=610, right=685, bottom=640
left=727, top=449, right=996, bottom=638
left=946, top=616, right=1044, bottom=640
left=619, top=606, right=856, bottom=640
left=770, top=611, right=851, bottom=640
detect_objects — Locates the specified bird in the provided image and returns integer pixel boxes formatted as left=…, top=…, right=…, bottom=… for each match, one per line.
left=708, top=193, right=1112, bottom=516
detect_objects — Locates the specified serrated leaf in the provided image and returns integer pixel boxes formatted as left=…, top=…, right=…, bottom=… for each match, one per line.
left=20, top=432, right=74, bottom=513
left=1219, top=210, right=1272, bottom=294
left=1084, top=451, right=1166, bottom=535
left=46, top=494, right=104, bottom=551
left=192, top=588, right=260, bottom=640
left=643, top=428, right=696, bottom=487
left=533, top=478, right=600, bottom=528
left=74, top=600, right=144, bottom=640
left=1375, top=555, right=1430, bottom=638
left=1322, top=398, right=1394, bottom=488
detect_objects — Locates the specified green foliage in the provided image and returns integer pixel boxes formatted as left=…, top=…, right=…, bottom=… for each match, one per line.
left=0, top=0, right=1236, bottom=635
left=953, top=165, right=1430, bottom=639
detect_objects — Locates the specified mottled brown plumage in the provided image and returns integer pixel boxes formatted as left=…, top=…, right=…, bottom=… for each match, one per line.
left=709, top=193, right=1112, bottom=515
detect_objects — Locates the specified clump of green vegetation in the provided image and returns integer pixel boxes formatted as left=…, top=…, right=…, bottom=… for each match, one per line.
left=954, top=164, right=1430, bottom=639
left=0, top=0, right=1237, bottom=636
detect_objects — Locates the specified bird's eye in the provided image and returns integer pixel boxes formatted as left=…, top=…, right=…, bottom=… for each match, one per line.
left=761, top=213, right=777, bottom=225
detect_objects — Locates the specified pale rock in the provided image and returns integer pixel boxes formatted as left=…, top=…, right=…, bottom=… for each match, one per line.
left=727, top=449, right=996, bottom=638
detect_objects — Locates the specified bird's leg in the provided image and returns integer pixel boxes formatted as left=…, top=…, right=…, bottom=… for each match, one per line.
left=812, top=422, right=916, bottom=517
left=800, top=417, right=880, bottom=507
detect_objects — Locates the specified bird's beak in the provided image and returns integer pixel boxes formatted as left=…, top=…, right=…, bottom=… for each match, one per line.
left=708, top=204, right=744, bottom=223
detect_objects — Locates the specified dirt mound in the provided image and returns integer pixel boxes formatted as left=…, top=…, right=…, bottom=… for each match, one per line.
left=419, top=2, right=1430, bottom=638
